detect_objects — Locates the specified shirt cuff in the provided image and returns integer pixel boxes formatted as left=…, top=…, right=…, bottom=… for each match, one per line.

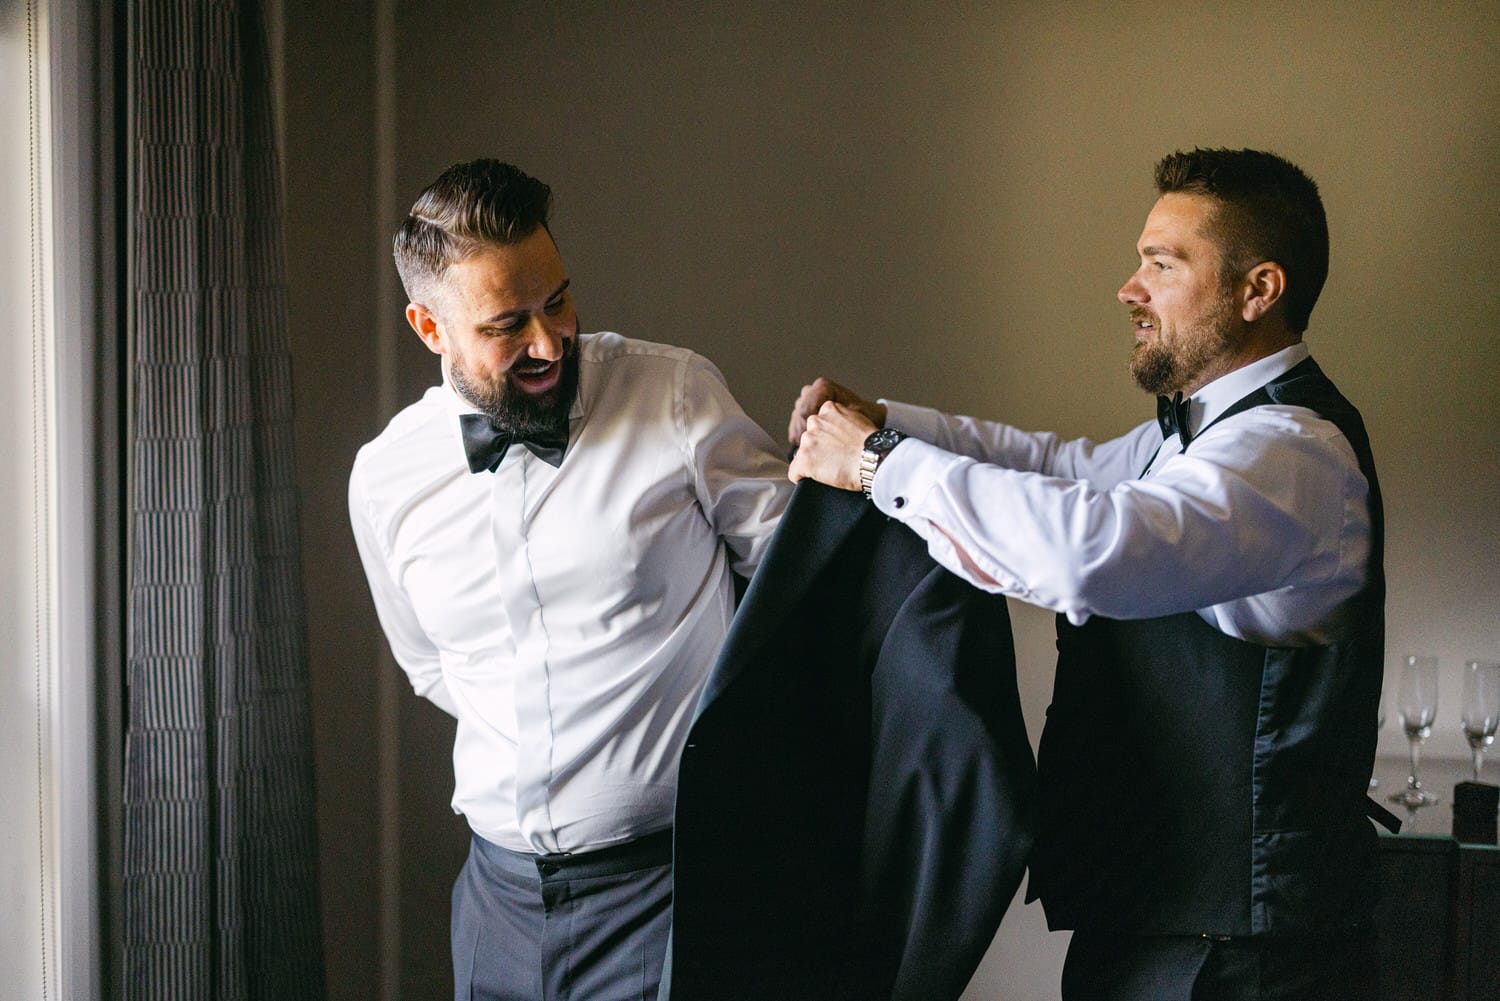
left=868, top=436, right=953, bottom=518
left=867, top=438, right=1021, bottom=599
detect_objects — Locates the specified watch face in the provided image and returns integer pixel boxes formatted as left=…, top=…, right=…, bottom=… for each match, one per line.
left=864, top=428, right=907, bottom=455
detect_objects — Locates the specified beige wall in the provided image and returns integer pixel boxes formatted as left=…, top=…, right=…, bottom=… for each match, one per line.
left=283, top=3, right=1500, bottom=998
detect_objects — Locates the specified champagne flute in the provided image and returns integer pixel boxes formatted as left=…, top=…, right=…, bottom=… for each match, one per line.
left=1460, top=659, right=1500, bottom=783
left=1388, top=655, right=1439, bottom=810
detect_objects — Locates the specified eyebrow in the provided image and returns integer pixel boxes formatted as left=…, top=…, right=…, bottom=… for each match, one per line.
left=1139, top=244, right=1187, bottom=260
left=481, top=279, right=571, bottom=325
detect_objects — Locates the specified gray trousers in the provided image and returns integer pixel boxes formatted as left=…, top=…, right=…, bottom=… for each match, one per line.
left=451, top=828, right=674, bottom=1001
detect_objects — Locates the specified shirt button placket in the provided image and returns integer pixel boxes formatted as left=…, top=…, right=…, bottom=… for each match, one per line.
left=493, top=462, right=559, bottom=852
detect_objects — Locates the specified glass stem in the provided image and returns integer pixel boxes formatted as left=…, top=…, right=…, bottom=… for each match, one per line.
left=1473, top=747, right=1484, bottom=784
left=1407, top=737, right=1422, bottom=789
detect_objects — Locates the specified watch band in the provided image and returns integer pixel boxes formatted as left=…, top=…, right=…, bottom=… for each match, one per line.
left=858, top=451, right=881, bottom=498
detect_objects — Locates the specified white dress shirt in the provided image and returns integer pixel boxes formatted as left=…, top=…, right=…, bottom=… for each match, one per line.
left=871, top=343, right=1371, bottom=647
left=349, top=332, right=790, bottom=853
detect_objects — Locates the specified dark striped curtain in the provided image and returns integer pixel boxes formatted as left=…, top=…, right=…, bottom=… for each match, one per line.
left=124, top=1, right=325, bottom=998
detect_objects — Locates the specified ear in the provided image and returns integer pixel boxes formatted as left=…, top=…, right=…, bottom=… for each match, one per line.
left=1240, top=262, right=1286, bottom=323
left=406, top=302, right=446, bottom=356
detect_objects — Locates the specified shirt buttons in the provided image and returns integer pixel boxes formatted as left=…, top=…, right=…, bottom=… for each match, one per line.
left=893, top=496, right=907, bottom=509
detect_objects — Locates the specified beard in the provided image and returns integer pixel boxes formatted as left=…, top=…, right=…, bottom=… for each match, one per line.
left=450, top=327, right=581, bottom=438
left=1129, top=288, right=1238, bottom=396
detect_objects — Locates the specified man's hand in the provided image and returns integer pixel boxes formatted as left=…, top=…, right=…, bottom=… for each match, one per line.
left=788, top=401, right=877, bottom=491
left=787, top=377, right=887, bottom=446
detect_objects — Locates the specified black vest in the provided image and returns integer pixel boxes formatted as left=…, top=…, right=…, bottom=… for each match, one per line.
left=1027, top=357, right=1386, bottom=938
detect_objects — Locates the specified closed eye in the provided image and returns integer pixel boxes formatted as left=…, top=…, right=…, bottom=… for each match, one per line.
left=483, top=319, right=527, bottom=336
left=545, top=279, right=572, bottom=313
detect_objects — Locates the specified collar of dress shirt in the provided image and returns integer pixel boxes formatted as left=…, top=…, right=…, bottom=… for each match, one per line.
left=1180, top=341, right=1311, bottom=440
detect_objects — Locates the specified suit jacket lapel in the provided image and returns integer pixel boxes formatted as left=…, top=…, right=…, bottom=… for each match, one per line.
left=692, top=481, right=869, bottom=719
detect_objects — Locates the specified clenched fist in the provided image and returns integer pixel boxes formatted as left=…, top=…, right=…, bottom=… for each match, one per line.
left=787, top=377, right=887, bottom=446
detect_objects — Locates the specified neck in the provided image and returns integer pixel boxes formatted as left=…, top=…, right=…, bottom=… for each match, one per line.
left=1181, top=326, right=1301, bottom=397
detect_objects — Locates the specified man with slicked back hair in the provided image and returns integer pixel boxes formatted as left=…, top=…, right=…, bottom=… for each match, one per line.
left=353, top=159, right=790, bottom=1000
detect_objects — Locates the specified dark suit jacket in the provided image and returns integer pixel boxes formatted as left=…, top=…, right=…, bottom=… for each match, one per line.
left=668, top=482, right=1037, bottom=1001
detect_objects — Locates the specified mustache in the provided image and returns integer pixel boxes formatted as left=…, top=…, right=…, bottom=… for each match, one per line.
left=1130, top=307, right=1158, bottom=326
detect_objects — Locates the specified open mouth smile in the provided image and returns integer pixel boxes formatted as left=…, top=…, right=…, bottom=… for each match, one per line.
left=511, top=358, right=561, bottom=393
left=1131, top=309, right=1158, bottom=338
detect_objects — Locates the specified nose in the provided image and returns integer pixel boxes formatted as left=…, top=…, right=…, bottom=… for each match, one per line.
left=1118, top=270, right=1147, bottom=305
left=522, top=315, right=565, bottom=361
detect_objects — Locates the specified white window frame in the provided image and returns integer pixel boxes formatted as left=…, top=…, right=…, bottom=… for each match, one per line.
left=1, top=0, right=116, bottom=996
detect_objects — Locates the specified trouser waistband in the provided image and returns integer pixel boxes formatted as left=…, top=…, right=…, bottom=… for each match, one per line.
left=472, top=826, right=673, bottom=881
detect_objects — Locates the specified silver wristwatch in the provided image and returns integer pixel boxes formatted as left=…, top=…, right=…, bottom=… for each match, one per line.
left=859, top=428, right=907, bottom=498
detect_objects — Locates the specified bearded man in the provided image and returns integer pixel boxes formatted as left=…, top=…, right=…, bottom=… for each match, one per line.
left=349, top=159, right=789, bottom=1001
left=789, top=148, right=1390, bottom=1000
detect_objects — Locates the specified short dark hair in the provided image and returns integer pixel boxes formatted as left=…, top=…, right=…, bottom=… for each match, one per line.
left=1154, top=148, right=1328, bottom=333
left=393, top=159, right=553, bottom=305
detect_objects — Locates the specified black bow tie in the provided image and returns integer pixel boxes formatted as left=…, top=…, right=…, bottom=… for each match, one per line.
left=459, top=413, right=569, bottom=472
left=1156, top=392, right=1194, bottom=445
